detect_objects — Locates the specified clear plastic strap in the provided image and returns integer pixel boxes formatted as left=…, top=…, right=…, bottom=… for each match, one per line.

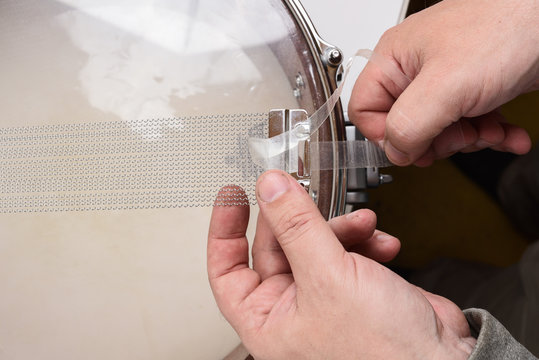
left=248, top=49, right=412, bottom=172
left=251, top=140, right=392, bottom=173
left=315, top=140, right=393, bottom=170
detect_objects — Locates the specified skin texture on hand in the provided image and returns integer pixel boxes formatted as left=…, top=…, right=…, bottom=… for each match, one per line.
left=348, top=0, right=539, bottom=166
left=207, top=171, right=477, bottom=360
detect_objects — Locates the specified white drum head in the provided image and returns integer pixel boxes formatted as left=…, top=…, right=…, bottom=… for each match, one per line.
left=0, top=1, right=335, bottom=358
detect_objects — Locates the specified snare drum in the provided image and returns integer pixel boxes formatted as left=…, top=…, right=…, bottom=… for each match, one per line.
left=0, top=1, right=374, bottom=359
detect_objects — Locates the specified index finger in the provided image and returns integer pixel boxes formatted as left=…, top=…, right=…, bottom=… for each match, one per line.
left=207, top=186, right=260, bottom=325
left=348, top=57, right=404, bottom=143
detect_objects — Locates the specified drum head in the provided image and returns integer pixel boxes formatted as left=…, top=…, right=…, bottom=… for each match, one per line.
left=0, top=1, right=343, bottom=358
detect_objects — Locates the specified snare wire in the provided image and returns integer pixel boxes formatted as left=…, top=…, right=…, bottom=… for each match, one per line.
left=0, top=50, right=410, bottom=212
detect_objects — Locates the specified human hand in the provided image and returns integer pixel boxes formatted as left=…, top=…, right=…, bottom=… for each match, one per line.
left=349, top=0, right=538, bottom=166
left=252, top=201, right=401, bottom=281
left=207, top=171, right=477, bottom=359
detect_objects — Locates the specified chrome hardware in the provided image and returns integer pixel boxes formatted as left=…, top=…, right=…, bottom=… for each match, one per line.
left=325, top=48, right=343, bottom=67
left=346, top=191, right=368, bottom=204
left=295, top=73, right=305, bottom=87
left=380, top=174, right=393, bottom=184
left=367, top=167, right=393, bottom=187
left=310, top=189, right=318, bottom=202
left=268, top=109, right=311, bottom=192
left=344, top=114, right=393, bottom=205
left=345, top=120, right=368, bottom=205
left=293, top=73, right=305, bottom=98
left=297, top=139, right=310, bottom=178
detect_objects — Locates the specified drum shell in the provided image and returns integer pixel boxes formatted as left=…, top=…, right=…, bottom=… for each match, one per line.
left=0, top=0, right=346, bottom=358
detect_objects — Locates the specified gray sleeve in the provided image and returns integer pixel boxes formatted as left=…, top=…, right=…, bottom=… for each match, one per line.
left=465, top=308, right=537, bottom=360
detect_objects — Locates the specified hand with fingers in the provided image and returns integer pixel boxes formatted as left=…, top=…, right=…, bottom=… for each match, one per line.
left=207, top=171, right=476, bottom=360
left=349, top=0, right=538, bottom=167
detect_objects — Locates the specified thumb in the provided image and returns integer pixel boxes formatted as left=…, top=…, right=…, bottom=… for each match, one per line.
left=384, top=66, right=464, bottom=165
left=255, top=170, right=346, bottom=286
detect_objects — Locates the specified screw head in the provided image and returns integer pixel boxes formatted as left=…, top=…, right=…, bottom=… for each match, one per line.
left=379, top=174, right=393, bottom=184
left=295, top=73, right=304, bottom=87
left=327, top=48, right=342, bottom=66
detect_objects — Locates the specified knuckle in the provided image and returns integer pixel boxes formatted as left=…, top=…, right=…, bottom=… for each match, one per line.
left=348, top=106, right=368, bottom=125
left=273, top=208, right=317, bottom=247
left=389, top=108, right=420, bottom=144
left=379, top=25, right=398, bottom=44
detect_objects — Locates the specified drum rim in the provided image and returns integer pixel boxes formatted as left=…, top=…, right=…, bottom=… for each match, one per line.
left=282, top=0, right=348, bottom=220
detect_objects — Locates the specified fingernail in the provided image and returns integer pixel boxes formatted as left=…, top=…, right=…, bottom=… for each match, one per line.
left=378, top=139, right=385, bottom=149
left=374, top=232, right=394, bottom=243
left=258, top=172, right=290, bottom=202
left=385, top=141, right=409, bottom=165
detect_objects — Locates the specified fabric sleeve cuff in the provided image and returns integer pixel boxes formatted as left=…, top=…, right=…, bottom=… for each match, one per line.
left=464, top=308, right=536, bottom=359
